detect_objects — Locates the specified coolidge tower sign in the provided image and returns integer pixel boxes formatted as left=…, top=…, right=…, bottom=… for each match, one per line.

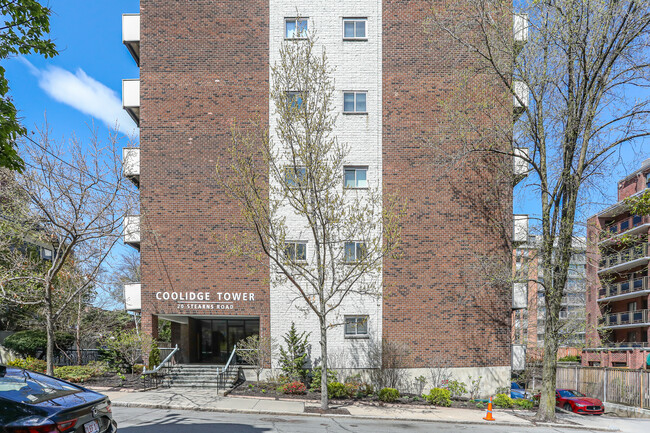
left=154, top=291, right=256, bottom=310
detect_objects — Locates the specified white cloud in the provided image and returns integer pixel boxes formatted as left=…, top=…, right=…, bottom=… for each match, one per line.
left=21, top=58, right=138, bottom=137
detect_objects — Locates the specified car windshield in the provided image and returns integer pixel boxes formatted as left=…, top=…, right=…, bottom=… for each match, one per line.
left=0, top=368, right=81, bottom=404
left=558, top=390, right=585, bottom=398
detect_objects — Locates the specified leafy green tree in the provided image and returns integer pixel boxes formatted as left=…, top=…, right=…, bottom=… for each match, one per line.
left=3, top=329, right=73, bottom=358
left=0, top=1, right=57, bottom=171
left=278, top=322, right=309, bottom=382
left=147, top=340, right=161, bottom=370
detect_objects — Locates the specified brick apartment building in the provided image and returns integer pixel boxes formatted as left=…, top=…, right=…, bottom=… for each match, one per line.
left=583, top=159, right=650, bottom=369
left=511, top=235, right=587, bottom=366
left=120, top=2, right=529, bottom=390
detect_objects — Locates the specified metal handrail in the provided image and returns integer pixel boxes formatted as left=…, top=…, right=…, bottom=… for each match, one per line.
left=221, top=344, right=237, bottom=374
left=217, top=345, right=239, bottom=392
left=143, top=344, right=179, bottom=374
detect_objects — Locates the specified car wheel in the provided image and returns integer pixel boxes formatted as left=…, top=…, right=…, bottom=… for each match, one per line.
left=563, top=403, right=572, bottom=412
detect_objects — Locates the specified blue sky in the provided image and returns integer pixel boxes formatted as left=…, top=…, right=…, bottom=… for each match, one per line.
left=5, top=1, right=647, bottom=237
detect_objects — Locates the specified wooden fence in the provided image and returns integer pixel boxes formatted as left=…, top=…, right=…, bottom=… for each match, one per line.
left=557, top=366, right=650, bottom=409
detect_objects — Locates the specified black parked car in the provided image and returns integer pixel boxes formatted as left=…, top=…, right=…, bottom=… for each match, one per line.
left=0, top=365, right=117, bottom=433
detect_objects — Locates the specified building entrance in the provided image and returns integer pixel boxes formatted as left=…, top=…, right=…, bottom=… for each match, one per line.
left=197, top=318, right=259, bottom=364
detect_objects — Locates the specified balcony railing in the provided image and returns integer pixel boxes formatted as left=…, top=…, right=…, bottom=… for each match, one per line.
left=599, top=243, right=648, bottom=271
left=122, top=79, right=140, bottom=126
left=122, top=147, right=140, bottom=187
left=604, top=341, right=650, bottom=349
left=599, top=276, right=649, bottom=300
left=124, top=215, right=140, bottom=250
left=513, top=147, right=529, bottom=184
left=513, top=214, right=529, bottom=243
left=124, top=282, right=141, bottom=311
left=599, top=215, right=650, bottom=244
left=122, top=14, right=140, bottom=65
left=513, top=81, right=529, bottom=119
left=600, top=309, right=650, bottom=328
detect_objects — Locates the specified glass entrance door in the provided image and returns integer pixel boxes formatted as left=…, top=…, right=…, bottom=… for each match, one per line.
left=198, top=318, right=259, bottom=364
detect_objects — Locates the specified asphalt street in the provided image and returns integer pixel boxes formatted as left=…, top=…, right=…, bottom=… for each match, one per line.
left=112, top=406, right=650, bottom=433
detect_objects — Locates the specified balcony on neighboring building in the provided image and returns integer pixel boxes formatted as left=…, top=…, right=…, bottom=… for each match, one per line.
left=513, top=147, right=529, bottom=185
left=124, top=215, right=140, bottom=250
left=122, top=147, right=140, bottom=187
left=598, top=243, right=649, bottom=274
left=122, top=79, right=140, bottom=126
left=122, top=14, right=140, bottom=66
left=513, top=214, right=529, bottom=243
left=513, top=282, right=528, bottom=309
left=598, top=276, right=650, bottom=302
left=603, top=341, right=650, bottom=349
left=600, top=309, right=650, bottom=329
left=124, top=282, right=141, bottom=311
left=599, top=215, right=650, bottom=246
left=513, top=80, right=529, bottom=119
left=514, top=13, right=529, bottom=51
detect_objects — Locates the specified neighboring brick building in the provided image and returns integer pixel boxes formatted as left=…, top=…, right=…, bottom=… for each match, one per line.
left=583, top=159, right=650, bottom=369
left=120, top=2, right=527, bottom=390
left=512, top=235, right=587, bottom=364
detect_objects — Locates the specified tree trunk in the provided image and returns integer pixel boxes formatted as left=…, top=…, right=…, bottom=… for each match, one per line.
left=45, top=287, right=55, bottom=376
left=320, top=314, right=328, bottom=410
left=76, top=294, right=82, bottom=365
left=537, top=325, right=559, bottom=421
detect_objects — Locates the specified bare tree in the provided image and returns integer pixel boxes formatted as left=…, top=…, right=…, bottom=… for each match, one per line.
left=0, top=124, right=133, bottom=374
left=428, top=0, right=650, bottom=420
left=216, top=32, right=404, bottom=410
left=236, top=334, right=275, bottom=382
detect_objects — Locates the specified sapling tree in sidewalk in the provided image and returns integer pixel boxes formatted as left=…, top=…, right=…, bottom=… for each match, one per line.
left=217, top=31, right=404, bottom=410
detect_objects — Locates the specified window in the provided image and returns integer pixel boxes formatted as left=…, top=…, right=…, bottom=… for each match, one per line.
left=343, top=92, right=367, bottom=114
left=344, top=241, right=365, bottom=263
left=286, top=91, right=304, bottom=109
left=285, top=18, right=308, bottom=39
left=344, top=315, right=368, bottom=337
left=343, top=18, right=366, bottom=39
left=284, top=241, right=307, bottom=262
left=285, top=166, right=306, bottom=188
left=646, top=175, right=650, bottom=188
left=344, top=167, right=368, bottom=188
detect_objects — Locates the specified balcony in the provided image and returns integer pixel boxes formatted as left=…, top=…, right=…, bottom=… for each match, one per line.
left=124, top=215, right=140, bottom=250
left=514, top=13, right=529, bottom=48
left=513, top=147, right=529, bottom=184
left=513, top=81, right=529, bottom=119
left=122, top=147, right=140, bottom=187
left=603, top=341, right=650, bottom=349
left=124, top=282, right=141, bottom=311
left=598, top=276, right=650, bottom=302
left=513, top=282, right=527, bottom=309
left=599, top=215, right=650, bottom=246
left=600, top=309, right=650, bottom=329
left=598, top=243, right=649, bottom=274
left=122, top=79, right=140, bottom=126
left=122, top=14, right=140, bottom=66
left=513, top=214, right=529, bottom=243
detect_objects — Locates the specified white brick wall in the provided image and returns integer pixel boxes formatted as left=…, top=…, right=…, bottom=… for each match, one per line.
left=269, top=1, right=383, bottom=369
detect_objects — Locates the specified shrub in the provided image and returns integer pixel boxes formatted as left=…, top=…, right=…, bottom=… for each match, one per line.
left=3, top=330, right=74, bottom=358
left=344, top=380, right=372, bottom=398
left=7, top=357, right=47, bottom=372
left=86, top=360, right=110, bottom=376
left=447, top=379, right=467, bottom=400
left=281, top=381, right=307, bottom=395
left=54, top=366, right=94, bottom=383
left=278, top=323, right=309, bottom=382
left=378, top=387, right=400, bottom=403
left=424, top=388, right=452, bottom=407
left=310, top=366, right=337, bottom=391
left=476, top=402, right=485, bottom=409
left=132, top=364, right=145, bottom=374
left=514, top=399, right=534, bottom=410
left=558, top=355, right=581, bottom=363
left=328, top=382, right=348, bottom=399
left=493, top=393, right=515, bottom=408
left=148, top=341, right=161, bottom=370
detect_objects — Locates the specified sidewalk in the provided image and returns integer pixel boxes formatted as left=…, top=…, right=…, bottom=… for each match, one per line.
left=94, top=387, right=620, bottom=431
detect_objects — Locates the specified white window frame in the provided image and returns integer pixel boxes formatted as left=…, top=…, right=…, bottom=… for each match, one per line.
left=344, top=166, right=368, bottom=189
left=285, top=18, right=309, bottom=39
left=344, top=315, right=369, bottom=338
left=284, top=241, right=307, bottom=263
left=342, top=18, right=367, bottom=40
left=343, top=91, right=367, bottom=114
left=344, top=241, right=366, bottom=263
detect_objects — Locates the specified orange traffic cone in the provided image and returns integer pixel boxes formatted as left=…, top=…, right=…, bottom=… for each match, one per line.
left=483, top=396, right=495, bottom=421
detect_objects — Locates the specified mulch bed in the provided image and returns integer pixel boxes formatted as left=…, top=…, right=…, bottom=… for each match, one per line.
left=230, top=382, right=484, bottom=410
left=81, top=373, right=146, bottom=391
left=305, top=406, right=351, bottom=415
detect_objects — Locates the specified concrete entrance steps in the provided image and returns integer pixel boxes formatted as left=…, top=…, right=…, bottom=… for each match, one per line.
left=161, top=364, right=240, bottom=389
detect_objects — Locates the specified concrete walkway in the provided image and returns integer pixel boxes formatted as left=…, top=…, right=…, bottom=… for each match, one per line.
left=95, top=387, right=617, bottom=431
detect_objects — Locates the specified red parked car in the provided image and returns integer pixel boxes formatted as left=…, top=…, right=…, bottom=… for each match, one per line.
left=555, top=389, right=604, bottom=415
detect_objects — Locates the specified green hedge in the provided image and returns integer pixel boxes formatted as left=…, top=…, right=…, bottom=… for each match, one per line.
left=378, top=388, right=400, bottom=403
left=424, top=388, right=452, bottom=407
left=493, top=393, right=515, bottom=408
left=3, top=330, right=74, bottom=357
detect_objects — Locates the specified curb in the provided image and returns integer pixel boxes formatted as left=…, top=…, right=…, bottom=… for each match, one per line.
left=110, top=401, right=619, bottom=430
